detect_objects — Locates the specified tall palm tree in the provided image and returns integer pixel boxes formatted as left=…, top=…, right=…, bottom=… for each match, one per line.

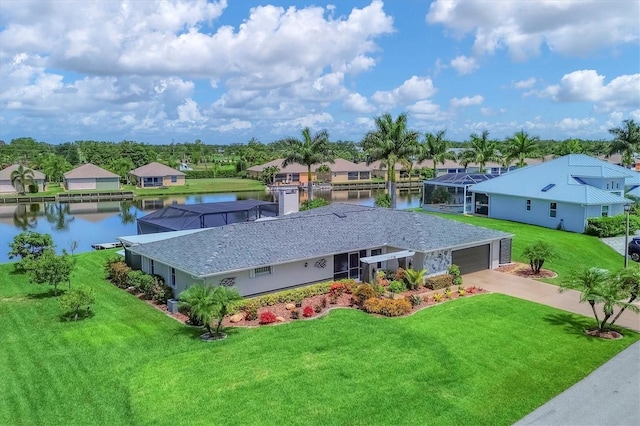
left=362, top=112, right=419, bottom=209
left=417, top=130, right=456, bottom=177
left=458, top=130, right=498, bottom=173
left=281, top=127, right=335, bottom=201
left=504, top=130, right=540, bottom=168
left=10, top=165, right=36, bottom=195
left=608, top=119, right=640, bottom=167
left=41, top=154, right=72, bottom=184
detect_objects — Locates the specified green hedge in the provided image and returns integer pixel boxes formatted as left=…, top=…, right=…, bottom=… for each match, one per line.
left=585, top=214, right=640, bottom=237
left=184, top=169, right=239, bottom=179
left=425, top=274, right=454, bottom=290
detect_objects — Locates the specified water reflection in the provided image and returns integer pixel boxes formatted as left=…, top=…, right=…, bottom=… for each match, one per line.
left=45, top=202, right=75, bottom=231
left=12, top=203, right=40, bottom=230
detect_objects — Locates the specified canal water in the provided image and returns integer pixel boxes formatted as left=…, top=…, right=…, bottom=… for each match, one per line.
left=0, top=188, right=423, bottom=263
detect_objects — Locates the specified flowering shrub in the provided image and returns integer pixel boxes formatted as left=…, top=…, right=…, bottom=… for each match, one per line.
left=303, top=305, right=314, bottom=317
left=259, top=311, right=277, bottom=324
left=363, top=298, right=412, bottom=316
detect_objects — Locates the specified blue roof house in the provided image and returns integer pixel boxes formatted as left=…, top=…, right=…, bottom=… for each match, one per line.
left=469, top=154, right=640, bottom=233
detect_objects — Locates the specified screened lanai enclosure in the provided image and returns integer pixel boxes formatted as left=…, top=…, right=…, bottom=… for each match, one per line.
left=137, top=200, right=279, bottom=234
left=422, top=173, right=498, bottom=214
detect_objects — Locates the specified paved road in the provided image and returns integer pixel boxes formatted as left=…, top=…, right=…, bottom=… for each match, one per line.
left=515, top=341, right=640, bottom=426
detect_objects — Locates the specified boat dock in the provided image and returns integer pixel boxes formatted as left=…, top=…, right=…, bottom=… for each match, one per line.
left=91, top=242, right=123, bottom=250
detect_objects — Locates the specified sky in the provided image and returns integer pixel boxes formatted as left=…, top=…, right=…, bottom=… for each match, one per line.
left=0, top=0, right=638, bottom=145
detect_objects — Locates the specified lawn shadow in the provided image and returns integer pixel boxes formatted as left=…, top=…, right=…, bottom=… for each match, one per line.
left=543, top=312, right=598, bottom=339
left=27, top=288, right=63, bottom=299
left=59, top=309, right=95, bottom=322
left=170, top=323, right=243, bottom=341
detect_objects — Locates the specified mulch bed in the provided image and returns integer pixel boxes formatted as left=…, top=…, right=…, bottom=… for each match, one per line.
left=585, top=328, right=623, bottom=340
left=496, top=262, right=557, bottom=279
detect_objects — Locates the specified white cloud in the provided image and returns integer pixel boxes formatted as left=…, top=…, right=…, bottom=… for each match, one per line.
left=539, top=70, right=640, bottom=111
left=217, top=119, right=251, bottom=132
left=176, top=98, right=205, bottom=125
left=555, top=117, right=597, bottom=131
left=343, top=93, right=375, bottom=114
left=371, top=76, right=436, bottom=106
left=450, top=95, right=484, bottom=108
left=275, top=113, right=333, bottom=130
left=514, top=78, right=537, bottom=89
left=427, top=0, right=639, bottom=61
left=450, top=55, right=478, bottom=75
left=480, top=107, right=506, bottom=116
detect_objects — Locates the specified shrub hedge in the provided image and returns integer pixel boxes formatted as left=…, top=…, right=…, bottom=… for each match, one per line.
left=425, top=274, right=453, bottom=290
left=585, top=214, right=640, bottom=237
left=362, top=298, right=412, bottom=316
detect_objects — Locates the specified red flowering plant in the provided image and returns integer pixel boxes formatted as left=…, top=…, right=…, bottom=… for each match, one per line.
left=259, top=311, right=277, bottom=324
left=302, top=305, right=314, bottom=317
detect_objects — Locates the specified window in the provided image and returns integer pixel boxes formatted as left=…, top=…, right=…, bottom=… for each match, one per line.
left=602, top=205, right=609, bottom=217
left=371, top=248, right=382, bottom=268
left=549, top=202, right=557, bottom=218
left=252, top=266, right=272, bottom=277
left=359, top=172, right=370, bottom=180
left=150, top=259, right=155, bottom=274
left=348, top=172, right=359, bottom=180
left=170, top=267, right=176, bottom=288
left=526, top=199, right=531, bottom=211
left=171, top=176, right=177, bottom=183
left=290, top=173, right=300, bottom=182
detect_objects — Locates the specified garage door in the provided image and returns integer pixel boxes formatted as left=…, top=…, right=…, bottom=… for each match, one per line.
left=452, top=245, right=489, bottom=274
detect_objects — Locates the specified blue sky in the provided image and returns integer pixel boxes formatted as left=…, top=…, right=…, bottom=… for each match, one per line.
left=0, top=0, right=638, bottom=145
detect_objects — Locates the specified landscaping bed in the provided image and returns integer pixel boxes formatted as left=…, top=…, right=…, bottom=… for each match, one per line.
left=496, top=262, right=557, bottom=279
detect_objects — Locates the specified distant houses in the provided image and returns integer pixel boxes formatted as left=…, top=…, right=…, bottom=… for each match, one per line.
left=129, top=162, right=186, bottom=188
left=247, top=158, right=372, bottom=185
left=63, top=163, right=120, bottom=191
left=0, top=164, right=46, bottom=194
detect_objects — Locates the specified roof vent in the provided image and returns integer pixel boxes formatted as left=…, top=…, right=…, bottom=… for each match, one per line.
left=541, top=184, right=555, bottom=192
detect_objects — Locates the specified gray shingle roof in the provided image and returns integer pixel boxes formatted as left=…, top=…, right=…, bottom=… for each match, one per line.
left=128, top=203, right=511, bottom=277
left=64, top=163, right=119, bottom=179
left=0, top=164, right=46, bottom=180
left=130, top=162, right=185, bottom=177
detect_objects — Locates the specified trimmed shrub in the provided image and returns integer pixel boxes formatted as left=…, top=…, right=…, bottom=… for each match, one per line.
left=363, top=298, right=412, bottom=317
left=585, top=214, right=640, bottom=237
left=128, top=270, right=155, bottom=299
left=259, top=311, right=277, bottom=325
left=303, top=305, right=314, bottom=317
left=244, top=302, right=258, bottom=321
left=388, top=280, right=407, bottom=294
left=105, top=260, right=131, bottom=289
left=151, top=276, right=173, bottom=305
left=352, top=284, right=377, bottom=307
left=425, top=274, right=454, bottom=290
left=448, top=264, right=462, bottom=286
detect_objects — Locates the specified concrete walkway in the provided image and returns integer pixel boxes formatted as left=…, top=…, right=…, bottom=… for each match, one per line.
left=466, top=270, right=640, bottom=332
left=465, top=270, right=640, bottom=426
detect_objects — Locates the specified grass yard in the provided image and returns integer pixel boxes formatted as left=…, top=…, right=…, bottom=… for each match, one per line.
left=1, top=251, right=638, bottom=425
left=412, top=210, right=628, bottom=284
left=126, top=178, right=265, bottom=196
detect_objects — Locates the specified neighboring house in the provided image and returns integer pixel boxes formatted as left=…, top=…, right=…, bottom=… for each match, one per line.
left=63, top=163, right=120, bottom=191
left=122, top=203, right=512, bottom=297
left=247, top=158, right=372, bottom=185
left=130, top=162, right=186, bottom=188
left=0, top=164, right=46, bottom=193
left=179, top=163, right=193, bottom=171
left=469, top=154, right=640, bottom=233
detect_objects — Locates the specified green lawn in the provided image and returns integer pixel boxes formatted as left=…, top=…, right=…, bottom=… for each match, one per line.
left=1, top=251, right=637, bottom=425
left=412, top=210, right=628, bottom=284
left=126, top=178, right=265, bottom=196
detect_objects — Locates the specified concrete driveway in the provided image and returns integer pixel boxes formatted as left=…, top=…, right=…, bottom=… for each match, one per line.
left=465, top=270, right=640, bottom=426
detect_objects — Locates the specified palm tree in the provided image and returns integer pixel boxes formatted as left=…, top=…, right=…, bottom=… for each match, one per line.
left=41, top=154, right=72, bottom=184
left=504, top=130, right=540, bottom=168
left=281, top=127, right=335, bottom=201
left=362, top=112, right=419, bottom=209
left=261, top=165, right=280, bottom=185
left=11, top=165, right=35, bottom=195
left=179, top=284, right=242, bottom=339
left=417, top=130, right=456, bottom=177
left=608, top=119, right=640, bottom=167
left=458, top=130, right=498, bottom=173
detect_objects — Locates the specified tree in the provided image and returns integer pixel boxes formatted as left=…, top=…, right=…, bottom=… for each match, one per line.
left=282, top=127, right=335, bottom=201
left=522, top=241, right=556, bottom=274
left=561, top=267, right=639, bottom=333
left=362, top=113, right=419, bottom=209
left=261, top=165, right=280, bottom=185
left=25, top=250, right=74, bottom=296
left=300, top=198, right=329, bottom=211
left=504, top=130, right=540, bottom=168
left=418, top=130, right=456, bottom=177
left=608, top=119, right=640, bottom=167
left=60, top=286, right=95, bottom=321
left=8, top=231, right=54, bottom=271
left=315, top=164, right=331, bottom=183
left=107, top=157, right=135, bottom=184
left=179, top=285, right=242, bottom=340
left=374, top=193, right=391, bottom=208
left=41, top=154, right=72, bottom=183
left=431, top=186, right=453, bottom=204
left=10, top=164, right=35, bottom=195
left=458, top=130, right=498, bottom=173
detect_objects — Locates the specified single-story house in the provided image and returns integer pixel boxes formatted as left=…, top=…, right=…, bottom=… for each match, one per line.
left=247, top=158, right=372, bottom=185
left=423, top=173, right=499, bottom=213
left=63, top=163, right=120, bottom=191
left=122, top=203, right=512, bottom=297
left=469, top=154, right=640, bottom=233
left=130, top=162, right=186, bottom=188
left=0, top=164, right=46, bottom=193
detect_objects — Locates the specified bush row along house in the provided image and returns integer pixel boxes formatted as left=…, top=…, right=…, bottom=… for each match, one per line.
left=0, top=162, right=186, bottom=193
left=120, top=203, right=513, bottom=298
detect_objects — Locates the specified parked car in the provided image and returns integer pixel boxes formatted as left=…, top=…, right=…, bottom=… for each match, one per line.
left=627, top=237, right=640, bottom=262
